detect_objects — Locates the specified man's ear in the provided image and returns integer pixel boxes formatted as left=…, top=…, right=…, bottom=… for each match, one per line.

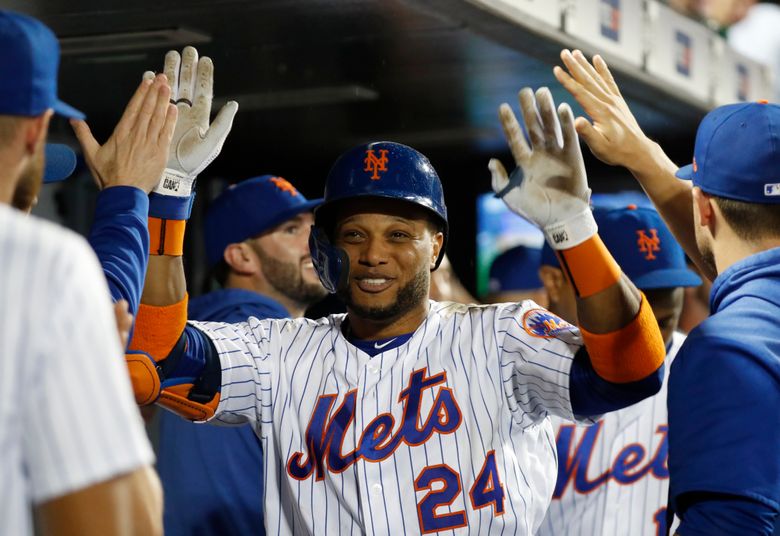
left=24, top=110, right=53, bottom=154
left=538, top=265, right=565, bottom=304
left=430, top=231, right=445, bottom=269
left=692, top=187, right=715, bottom=231
left=223, top=243, right=259, bottom=276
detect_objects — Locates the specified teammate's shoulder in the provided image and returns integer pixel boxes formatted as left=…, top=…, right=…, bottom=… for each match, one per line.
left=0, top=206, right=93, bottom=264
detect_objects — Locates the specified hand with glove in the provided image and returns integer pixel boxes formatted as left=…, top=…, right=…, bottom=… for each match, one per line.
left=146, top=46, right=239, bottom=221
left=489, top=87, right=596, bottom=250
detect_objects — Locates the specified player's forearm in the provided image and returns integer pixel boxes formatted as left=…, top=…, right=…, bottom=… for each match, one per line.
left=89, top=187, right=150, bottom=314
left=625, top=141, right=715, bottom=281
left=558, top=235, right=665, bottom=384
left=37, top=465, right=163, bottom=536
left=141, top=254, right=187, bottom=306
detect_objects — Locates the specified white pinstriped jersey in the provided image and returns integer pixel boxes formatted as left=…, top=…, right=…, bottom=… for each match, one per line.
left=0, top=205, right=154, bottom=536
left=193, top=299, right=595, bottom=535
left=537, top=332, right=685, bottom=536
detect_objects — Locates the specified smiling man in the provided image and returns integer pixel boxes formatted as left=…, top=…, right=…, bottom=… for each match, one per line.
left=157, top=174, right=326, bottom=536
left=118, top=47, right=669, bottom=534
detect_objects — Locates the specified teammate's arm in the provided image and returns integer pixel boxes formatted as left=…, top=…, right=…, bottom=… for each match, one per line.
left=491, top=88, right=665, bottom=400
left=36, top=466, right=162, bottom=536
left=552, top=49, right=715, bottom=281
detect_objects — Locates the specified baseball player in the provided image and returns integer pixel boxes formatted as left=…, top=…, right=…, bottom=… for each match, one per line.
left=555, top=49, right=780, bottom=534
left=535, top=204, right=701, bottom=536
left=0, top=9, right=180, bottom=535
left=159, top=174, right=326, bottom=536
left=486, top=244, right=548, bottom=307
left=104, top=46, right=670, bottom=535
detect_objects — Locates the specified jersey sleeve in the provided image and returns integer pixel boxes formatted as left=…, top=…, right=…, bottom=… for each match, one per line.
left=24, top=234, right=154, bottom=503
left=668, top=334, right=780, bottom=520
left=496, top=302, right=585, bottom=423
left=88, top=186, right=149, bottom=314
left=189, top=317, right=280, bottom=431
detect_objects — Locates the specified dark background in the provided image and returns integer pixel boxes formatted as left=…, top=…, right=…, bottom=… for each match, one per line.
left=8, top=0, right=703, bottom=296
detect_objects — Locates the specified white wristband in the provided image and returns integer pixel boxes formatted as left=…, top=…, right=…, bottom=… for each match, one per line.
left=152, top=168, right=196, bottom=197
left=543, top=208, right=598, bottom=250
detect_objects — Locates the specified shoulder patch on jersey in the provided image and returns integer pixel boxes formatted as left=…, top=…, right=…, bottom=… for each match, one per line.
left=521, top=308, right=574, bottom=339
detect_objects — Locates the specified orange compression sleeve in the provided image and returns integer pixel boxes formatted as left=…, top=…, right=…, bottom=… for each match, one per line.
left=556, top=235, right=621, bottom=298
left=129, top=294, right=188, bottom=360
left=579, top=294, right=666, bottom=383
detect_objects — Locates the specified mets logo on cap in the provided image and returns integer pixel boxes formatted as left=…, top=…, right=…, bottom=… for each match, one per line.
left=636, top=229, right=660, bottom=260
left=522, top=309, right=574, bottom=338
left=364, top=149, right=389, bottom=180
left=269, top=176, right=298, bottom=196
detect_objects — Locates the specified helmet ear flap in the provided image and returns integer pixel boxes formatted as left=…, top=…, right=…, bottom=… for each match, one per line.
left=309, top=226, right=350, bottom=294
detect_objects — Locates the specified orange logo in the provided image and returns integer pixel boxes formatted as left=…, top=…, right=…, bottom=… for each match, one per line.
left=363, top=149, right=389, bottom=180
left=269, top=176, right=298, bottom=196
left=636, top=229, right=661, bottom=260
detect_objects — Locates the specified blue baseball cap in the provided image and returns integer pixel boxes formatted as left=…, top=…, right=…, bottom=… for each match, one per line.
left=541, top=205, right=701, bottom=290
left=676, top=101, right=780, bottom=203
left=488, top=245, right=543, bottom=293
left=0, top=10, right=84, bottom=120
left=43, top=143, right=77, bottom=183
left=204, top=175, right=323, bottom=267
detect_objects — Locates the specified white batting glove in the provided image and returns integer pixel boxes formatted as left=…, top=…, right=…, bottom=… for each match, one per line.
left=489, top=87, right=596, bottom=249
left=145, top=46, right=238, bottom=205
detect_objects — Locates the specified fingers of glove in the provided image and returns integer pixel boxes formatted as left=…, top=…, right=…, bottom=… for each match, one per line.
left=192, top=56, right=214, bottom=131
left=518, top=88, right=545, bottom=149
left=164, top=50, right=181, bottom=98
left=557, top=102, right=580, bottom=151
left=114, top=77, right=154, bottom=140
left=499, top=103, right=531, bottom=164
left=592, top=54, right=622, bottom=97
left=177, top=46, right=198, bottom=104
left=204, top=100, right=238, bottom=150
left=535, top=87, right=563, bottom=150
left=146, top=78, right=173, bottom=141
left=143, top=70, right=155, bottom=82
left=488, top=158, right=510, bottom=193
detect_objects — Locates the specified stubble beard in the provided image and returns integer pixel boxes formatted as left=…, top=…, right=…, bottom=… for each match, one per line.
left=339, top=266, right=430, bottom=322
left=255, top=246, right=328, bottom=307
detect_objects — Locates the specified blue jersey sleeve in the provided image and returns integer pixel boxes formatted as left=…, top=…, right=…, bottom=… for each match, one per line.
left=668, top=334, right=780, bottom=529
left=88, top=186, right=149, bottom=314
left=569, top=347, right=664, bottom=416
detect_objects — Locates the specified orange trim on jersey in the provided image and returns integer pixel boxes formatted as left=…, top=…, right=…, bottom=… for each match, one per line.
left=148, top=217, right=186, bottom=256
left=129, top=294, right=188, bottom=361
left=580, top=294, right=665, bottom=383
left=556, top=235, right=622, bottom=298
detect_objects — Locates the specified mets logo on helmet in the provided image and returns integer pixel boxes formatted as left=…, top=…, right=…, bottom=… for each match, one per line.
left=270, top=176, right=299, bottom=196
left=522, top=309, right=574, bottom=338
left=636, top=229, right=660, bottom=260
left=364, top=149, right=389, bottom=180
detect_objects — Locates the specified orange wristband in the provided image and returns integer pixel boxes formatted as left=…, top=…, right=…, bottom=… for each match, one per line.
left=129, top=294, right=188, bottom=360
left=556, top=235, right=622, bottom=298
left=148, top=217, right=187, bottom=256
left=580, top=294, right=666, bottom=383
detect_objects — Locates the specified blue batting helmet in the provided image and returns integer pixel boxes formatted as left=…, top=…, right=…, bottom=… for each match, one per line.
left=309, top=141, right=449, bottom=293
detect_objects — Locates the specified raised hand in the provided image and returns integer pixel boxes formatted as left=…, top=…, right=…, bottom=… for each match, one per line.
left=489, top=87, right=596, bottom=250
left=71, top=75, right=178, bottom=193
left=553, top=49, right=654, bottom=171
left=147, top=46, right=238, bottom=203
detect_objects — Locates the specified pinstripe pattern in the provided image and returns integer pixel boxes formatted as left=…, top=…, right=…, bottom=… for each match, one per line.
left=537, top=332, right=685, bottom=536
left=0, top=206, right=153, bottom=536
left=194, top=300, right=586, bottom=535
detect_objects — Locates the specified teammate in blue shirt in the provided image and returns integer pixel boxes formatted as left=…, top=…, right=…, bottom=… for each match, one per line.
left=158, top=175, right=327, bottom=536
left=556, top=49, right=780, bottom=535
